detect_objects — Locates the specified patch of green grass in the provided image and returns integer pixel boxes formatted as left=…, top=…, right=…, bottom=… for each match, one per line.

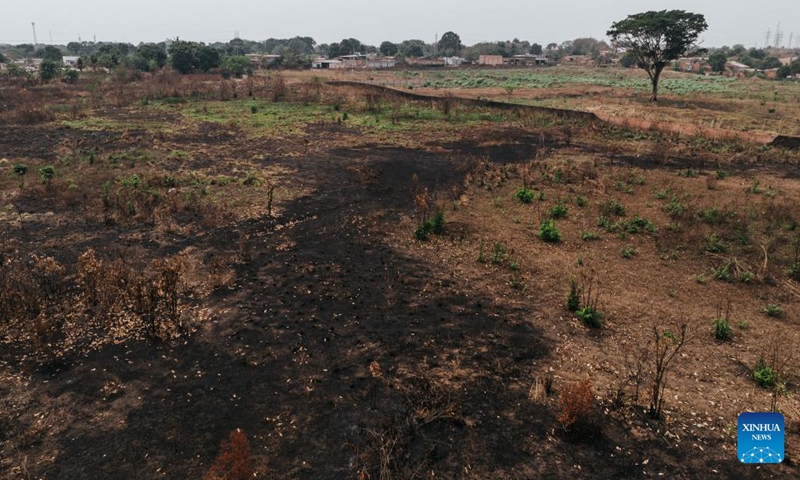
left=620, top=246, right=637, bottom=259
left=581, top=231, right=601, bottom=241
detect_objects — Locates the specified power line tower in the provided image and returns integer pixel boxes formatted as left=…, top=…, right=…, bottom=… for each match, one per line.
left=764, top=29, right=771, bottom=48
left=774, top=22, right=783, bottom=48
left=789, top=32, right=794, bottom=50
left=31, top=22, right=38, bottom=46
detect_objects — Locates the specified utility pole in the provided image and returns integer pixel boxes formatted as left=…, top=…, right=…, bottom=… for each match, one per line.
left=31, top=22, right=38, bottom=47
left=764, top=29, right=771, bottom=48
left=49, top=30, right=53, bottom=44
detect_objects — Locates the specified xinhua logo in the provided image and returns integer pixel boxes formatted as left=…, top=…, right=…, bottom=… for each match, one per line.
left=738, top=412, right=784, bottom=464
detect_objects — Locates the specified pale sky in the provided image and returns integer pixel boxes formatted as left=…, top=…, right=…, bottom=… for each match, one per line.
left=3, top=0, right=799, bottom=48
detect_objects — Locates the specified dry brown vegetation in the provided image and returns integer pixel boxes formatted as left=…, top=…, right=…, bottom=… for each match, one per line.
left=1, top=68, right=799, bottom=478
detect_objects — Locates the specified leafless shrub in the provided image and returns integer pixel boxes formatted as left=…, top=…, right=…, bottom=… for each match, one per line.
left=647, top=322, right=689, bottom=419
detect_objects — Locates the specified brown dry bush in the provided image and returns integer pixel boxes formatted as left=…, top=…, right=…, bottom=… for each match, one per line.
left=205, top=429, right=254, bottom=480
left=558, top=380, right=594, bottom=430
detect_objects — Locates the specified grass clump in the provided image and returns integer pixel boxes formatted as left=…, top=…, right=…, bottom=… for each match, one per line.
left=620, top=246, right=637, bottom=259
left=414, top=211, right=445, bottom=240
left=763, top=304, right=783, bottom=318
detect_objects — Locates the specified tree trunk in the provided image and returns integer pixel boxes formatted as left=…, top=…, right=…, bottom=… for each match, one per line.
left=650, top=67, right=663, bottom=102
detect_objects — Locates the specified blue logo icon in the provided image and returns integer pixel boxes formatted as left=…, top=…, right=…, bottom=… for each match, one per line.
left=738, top=412, right=784, bottom=464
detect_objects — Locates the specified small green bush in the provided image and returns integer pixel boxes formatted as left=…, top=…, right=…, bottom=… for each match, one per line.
left=705, top=234, right=727, bottom=254
left=491, top=242, right=508, bottom=264
left=566, top=278, right=580, bottom=312
left=549, top=204, right=568, bottom=219
left=581, top=231, right=600, bottom=241
left=713, top=262, right=733, bottom=282
left=575, top=195, right=588, bottom=207
left=620, top=246, right=637, bottom=259
left=753, top=357, right=778, bottom=388
left=538, top=220, right=561, bottom=243
left=515, top=188, right=536, bottom=204
left=576, top=306, right=603, bottom=328
left=712, top=317, right=733, bottom=341
left=599, top=199, right=625, bottom=217
left=763, top=304, right=783, bottom=318
left=414, top=211, right=445, bottom=240
left=39, top=165, right=56, bottom=185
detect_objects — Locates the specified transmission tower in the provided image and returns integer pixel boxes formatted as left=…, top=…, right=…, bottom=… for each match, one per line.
left=789, top=32, right=794, bottom=50
left=774, top=22, right=783, bottom=48
left=764, top=29, right=771, bottom=48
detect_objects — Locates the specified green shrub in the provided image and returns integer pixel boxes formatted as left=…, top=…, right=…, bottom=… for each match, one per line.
left=39, top=165, right=56, bottom=185
left=549, top=204, right=568, bottom=219
left=712, top=317, right=733, bottom=341
left=575, top=195, right=588, bottom=207
left=566, top=278, right=580, bottom=312
left=713, top=262, right=733, bottom=282
left=12, top=163, right=28, bottom=187
left=788, top=262, right=800, bottom=281
left=576, top=306, right=603, bottom=328
left=430, top=211, right=445, bottom=234
left=620, top=246, right=637, bottom=259
left=763, top=304, right=783, bottom=317
left=697, top=207, right=732, bottom=225
left=414, top=211, right=445, bottom=240
left=663, top=198, right=685, bottom=217
left=515, top=188, right=536, bottom=204
left=581, top=231, right=600, bottom=241
left=599, top=199, right=625, bottom=216
left=705, top=234, right=727, bottom=254
left=120, top=174, right=142, bottom=189
left=491, top=242, right=508, bottom=264
left=622, top=216, right=656, bottom=234
left=753, top=357, right=778, bottom=388
left=538, top=220, right=561, bottom=243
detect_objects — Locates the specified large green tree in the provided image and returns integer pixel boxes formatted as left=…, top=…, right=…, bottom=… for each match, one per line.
left=707, top=51, right=727, bottom=72
left=380, top=41, right=398, bottom=57
left=608, top=10, right=708, bottom=101
left=39, top=45, right=63, bottom=62
left=437, top=31, right=462, bottom=57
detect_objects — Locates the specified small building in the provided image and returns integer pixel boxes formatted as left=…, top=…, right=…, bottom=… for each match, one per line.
left=674, top=57, right=709, bottom=72
left=245, top=54, right=282, bottom=69
left=62, top=56, right=80, bottom=68
left=311, top=58, right=343, bottom=69
left=478, top=55, right=503, bottom=66
left=443, top=56, right=466, bottom=66
left=366, top=58, right=396, bottom=69
left=560, top=55, right=592, bottom=66
left=506, top=54, right=548, bottom=66
left=725, top=61, right=753, bottom=76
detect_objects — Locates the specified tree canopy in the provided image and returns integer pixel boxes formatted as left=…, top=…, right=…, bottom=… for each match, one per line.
left=438, top=31, right=462, bottom=57
left=608, top=10, right=708, bottom=100
left=380, top=41, right=398, bottom=57
left=169, top=40, right=220, bottom=74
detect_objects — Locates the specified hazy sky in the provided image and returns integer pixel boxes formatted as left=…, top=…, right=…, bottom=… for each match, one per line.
left=3, top=0, right=799, bottom=48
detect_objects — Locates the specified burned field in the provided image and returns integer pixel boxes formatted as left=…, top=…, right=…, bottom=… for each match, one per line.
left=1, top=72, right=800, bottom=479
